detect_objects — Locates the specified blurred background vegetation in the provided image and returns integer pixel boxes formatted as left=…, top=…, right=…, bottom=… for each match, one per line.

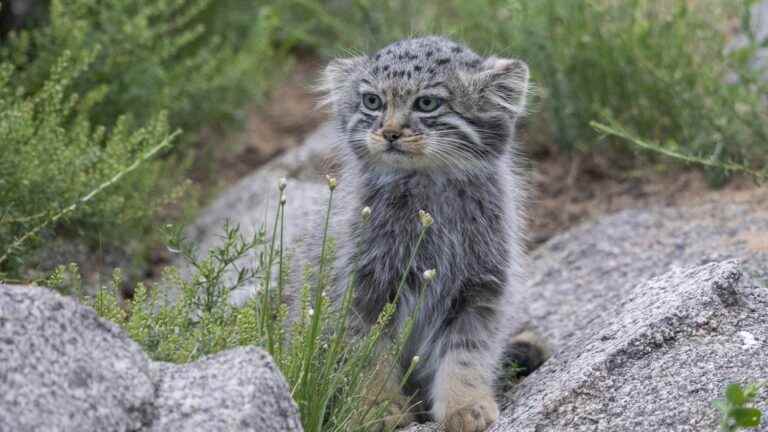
left=1, top=0, right=766, bottom=280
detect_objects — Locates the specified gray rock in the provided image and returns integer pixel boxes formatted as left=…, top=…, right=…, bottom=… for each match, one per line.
left=182, top=122, right=340, bottom=305
left=188, top=121, right=339, bottom=254
left=403, top=201, right=768, bottom=431
left=0, top=284, right=155, bottom=431
left=0, top=284, right=303, bottom=432
left=149, top=347, right=302, bottom=432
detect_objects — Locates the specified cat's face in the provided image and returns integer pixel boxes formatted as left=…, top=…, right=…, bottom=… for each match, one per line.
left=321, top=37, right=529, bottom=172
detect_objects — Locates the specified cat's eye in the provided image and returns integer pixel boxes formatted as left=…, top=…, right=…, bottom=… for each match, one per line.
left=362, top=93, right=383, bottom=111
left=414, top=96, right=443, bottom=113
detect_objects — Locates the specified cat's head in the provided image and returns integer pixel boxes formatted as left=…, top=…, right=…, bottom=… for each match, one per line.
left=320, top=36, right=530, bottom=172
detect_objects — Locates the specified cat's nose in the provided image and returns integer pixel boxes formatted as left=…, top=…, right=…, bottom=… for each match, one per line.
left=382, top=129, right=402, bottom=142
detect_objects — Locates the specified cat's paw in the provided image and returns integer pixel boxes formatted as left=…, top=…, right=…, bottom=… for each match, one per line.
left=443, top=395, right=498, bottom=432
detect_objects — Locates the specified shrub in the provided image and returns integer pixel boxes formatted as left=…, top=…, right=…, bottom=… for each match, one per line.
left=0, top=49, right=176, bottom=273
left=0, top=0, right=284, bottom=276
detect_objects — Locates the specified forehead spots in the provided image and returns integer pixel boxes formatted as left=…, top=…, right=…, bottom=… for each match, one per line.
left=367, top=37, right=482, bottom=84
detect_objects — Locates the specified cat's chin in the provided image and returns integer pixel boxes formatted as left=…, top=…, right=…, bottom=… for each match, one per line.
left=372, top=151, right=432, bottom=171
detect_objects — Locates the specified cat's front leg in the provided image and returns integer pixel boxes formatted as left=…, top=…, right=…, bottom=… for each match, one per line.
left=430, top=301, right=502, bottom=432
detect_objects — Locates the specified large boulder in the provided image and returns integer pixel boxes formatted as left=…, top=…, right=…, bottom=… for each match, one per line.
left=0, top=284, right=156, bottom=431
left=406, top=198, right=768, bottom=431
left=0, top=284, right=303, bottom=432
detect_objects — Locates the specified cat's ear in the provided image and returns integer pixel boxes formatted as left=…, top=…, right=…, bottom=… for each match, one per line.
left=474, top=57, right=530, bottom=116
left=318, top=56, right=368, bottom=108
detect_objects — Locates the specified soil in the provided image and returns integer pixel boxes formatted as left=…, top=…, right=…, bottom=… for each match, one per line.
left=200, top=59, right=766, bottom=248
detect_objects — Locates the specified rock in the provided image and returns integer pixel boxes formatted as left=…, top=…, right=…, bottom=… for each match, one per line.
left=0, top=284, right=303, bottom=432
left=0, top=284, right=155, bottom=431
left=187, top=121, right=339, bottom=254
left=181, top=122, right=340, bottom=305
left=149, top=347, right=302, bottom=432
left=403, top=200, right=768, bottom=431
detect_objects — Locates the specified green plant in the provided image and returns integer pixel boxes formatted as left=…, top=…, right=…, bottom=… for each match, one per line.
left=0, top=0, right=285, bottom=276
left=0, top=48, right=178, bottom=275
left=80, top=178, right=434, bottom=432
left=713, top=383, right=764, bottom=431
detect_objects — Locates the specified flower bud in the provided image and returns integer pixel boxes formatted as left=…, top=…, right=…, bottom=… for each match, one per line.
left=418, top=210, right=433, bottom=228
left=278, top=177, right=287, bottom=191
left=423, top=269, right=437, bottom=282
left=326, top=175, right=337, bottom=190
left=361, top=206, right=372, bottom=222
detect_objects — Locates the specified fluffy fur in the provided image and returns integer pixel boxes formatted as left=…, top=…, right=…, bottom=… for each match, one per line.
left=295, top=36, right=542, bottom=432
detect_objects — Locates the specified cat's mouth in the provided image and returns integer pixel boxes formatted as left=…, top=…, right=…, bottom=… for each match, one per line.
left=384, top=143, right=408, bottom=154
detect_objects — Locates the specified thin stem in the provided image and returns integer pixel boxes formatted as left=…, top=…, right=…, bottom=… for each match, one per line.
left=591, top=121, right=767, bottom=181
left=294, top=188, right=335, bottom=399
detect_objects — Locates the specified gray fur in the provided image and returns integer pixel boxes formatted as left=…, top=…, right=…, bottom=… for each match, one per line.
left=295, top=36, right=531, bottom=427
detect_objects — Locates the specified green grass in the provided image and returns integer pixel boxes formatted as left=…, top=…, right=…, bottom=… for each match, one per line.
left=51, top=178, right=434, bottom=432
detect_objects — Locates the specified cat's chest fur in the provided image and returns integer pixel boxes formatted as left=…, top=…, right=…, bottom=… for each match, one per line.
left=343, top=170, right=509, bottom=327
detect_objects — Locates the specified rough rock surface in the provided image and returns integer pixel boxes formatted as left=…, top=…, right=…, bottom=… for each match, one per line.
left=187, top=121, right=338, bottom=254
left=405, top=201, right=768, bottom=431
left=149, top=347, right=302, bottom=432
left=0, top=284, right=302, bottom=432
left=183, top=122, right=339, bottom=304
left=0, top=284, right=155, bottom=431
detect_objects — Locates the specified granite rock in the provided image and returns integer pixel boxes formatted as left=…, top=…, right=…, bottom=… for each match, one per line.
left=0, top=284, right=303, bottom=432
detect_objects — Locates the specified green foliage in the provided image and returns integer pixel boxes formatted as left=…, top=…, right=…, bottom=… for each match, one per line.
left=281, top=0, right=768, bottom=181
left=82, top=181, right=433, bottom=432
left=714, top=383, right=764, bottom=431
left=0, top=0, right=284, bottom=276
left=3, top=0, right=281, bottom=129
left=0, top=49, right=177, bottom=273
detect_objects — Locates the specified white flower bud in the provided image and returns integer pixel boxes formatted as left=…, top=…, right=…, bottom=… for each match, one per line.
left=423, top=269, right=437, bottom=282
left=418, top=210, right=433, bottom=228
left=326, top=175, right=337, bottom=190
left=361, top=206, right=372, bottom=222
left=280, top=192, right=287, bottom=205
left=278, top=177, right=287, bottom=191
left=412, top=356, right=420, bottom=364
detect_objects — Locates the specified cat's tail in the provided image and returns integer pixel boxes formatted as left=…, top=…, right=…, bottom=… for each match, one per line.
left=501, top=330, right=549, bottom=378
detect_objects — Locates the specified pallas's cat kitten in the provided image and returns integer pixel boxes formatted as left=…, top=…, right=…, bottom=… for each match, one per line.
left=297, top=36, right=544, bottom=432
